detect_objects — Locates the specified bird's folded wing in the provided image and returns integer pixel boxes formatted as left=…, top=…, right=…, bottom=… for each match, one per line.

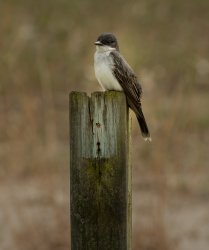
left=111, top=51, right=142, bottom=113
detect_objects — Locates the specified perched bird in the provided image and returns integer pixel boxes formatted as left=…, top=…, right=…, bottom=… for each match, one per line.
left=94, top=33, right=151, bottom=141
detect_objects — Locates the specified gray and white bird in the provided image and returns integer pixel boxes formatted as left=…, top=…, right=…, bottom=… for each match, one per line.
left=94, top=33, right=151, bottom=141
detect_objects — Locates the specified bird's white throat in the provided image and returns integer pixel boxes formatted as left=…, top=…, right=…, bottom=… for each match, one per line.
left=95, top=45, right=116, bottom=53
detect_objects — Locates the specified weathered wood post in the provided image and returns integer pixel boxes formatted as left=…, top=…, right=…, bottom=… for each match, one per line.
left=70, top=91, right=131, bottom=250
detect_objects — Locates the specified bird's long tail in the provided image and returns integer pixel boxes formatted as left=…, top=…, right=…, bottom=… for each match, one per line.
left=137, top=108, right=152, bottom=142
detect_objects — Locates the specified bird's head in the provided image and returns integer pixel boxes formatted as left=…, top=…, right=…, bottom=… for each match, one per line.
left=94, top=33, right=119, bottom=52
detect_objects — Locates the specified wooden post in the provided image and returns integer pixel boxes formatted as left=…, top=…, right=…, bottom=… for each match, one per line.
left=70, top=91, right=131, bottom=250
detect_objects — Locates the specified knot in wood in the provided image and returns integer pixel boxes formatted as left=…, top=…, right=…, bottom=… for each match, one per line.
left=96, top=122, right=101, bottom=128
left=96, top=141, right=101, bottom=154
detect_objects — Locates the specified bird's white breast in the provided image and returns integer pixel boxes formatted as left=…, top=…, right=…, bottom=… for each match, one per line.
left=94, top=50, right=123, bottom=91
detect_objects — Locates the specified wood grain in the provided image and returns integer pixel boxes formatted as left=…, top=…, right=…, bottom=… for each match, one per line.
left=70, top=91, right=131, bottom=250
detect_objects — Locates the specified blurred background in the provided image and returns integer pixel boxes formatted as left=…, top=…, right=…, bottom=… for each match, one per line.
left=0, top=0, right=209, bottom=249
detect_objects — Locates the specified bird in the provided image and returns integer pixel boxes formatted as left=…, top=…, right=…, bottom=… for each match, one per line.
left=94, top=33, right=151, bottom=141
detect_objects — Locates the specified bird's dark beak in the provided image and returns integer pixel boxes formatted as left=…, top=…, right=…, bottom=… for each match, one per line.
left=94, top=41, right=103, bottom=46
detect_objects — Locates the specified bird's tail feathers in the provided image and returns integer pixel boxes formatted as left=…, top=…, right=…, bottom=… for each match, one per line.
left=137, top=109, right=152, bottom=142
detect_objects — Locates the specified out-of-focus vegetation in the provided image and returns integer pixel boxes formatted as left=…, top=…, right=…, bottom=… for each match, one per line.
left=0, top=1, right=209, bottom=250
